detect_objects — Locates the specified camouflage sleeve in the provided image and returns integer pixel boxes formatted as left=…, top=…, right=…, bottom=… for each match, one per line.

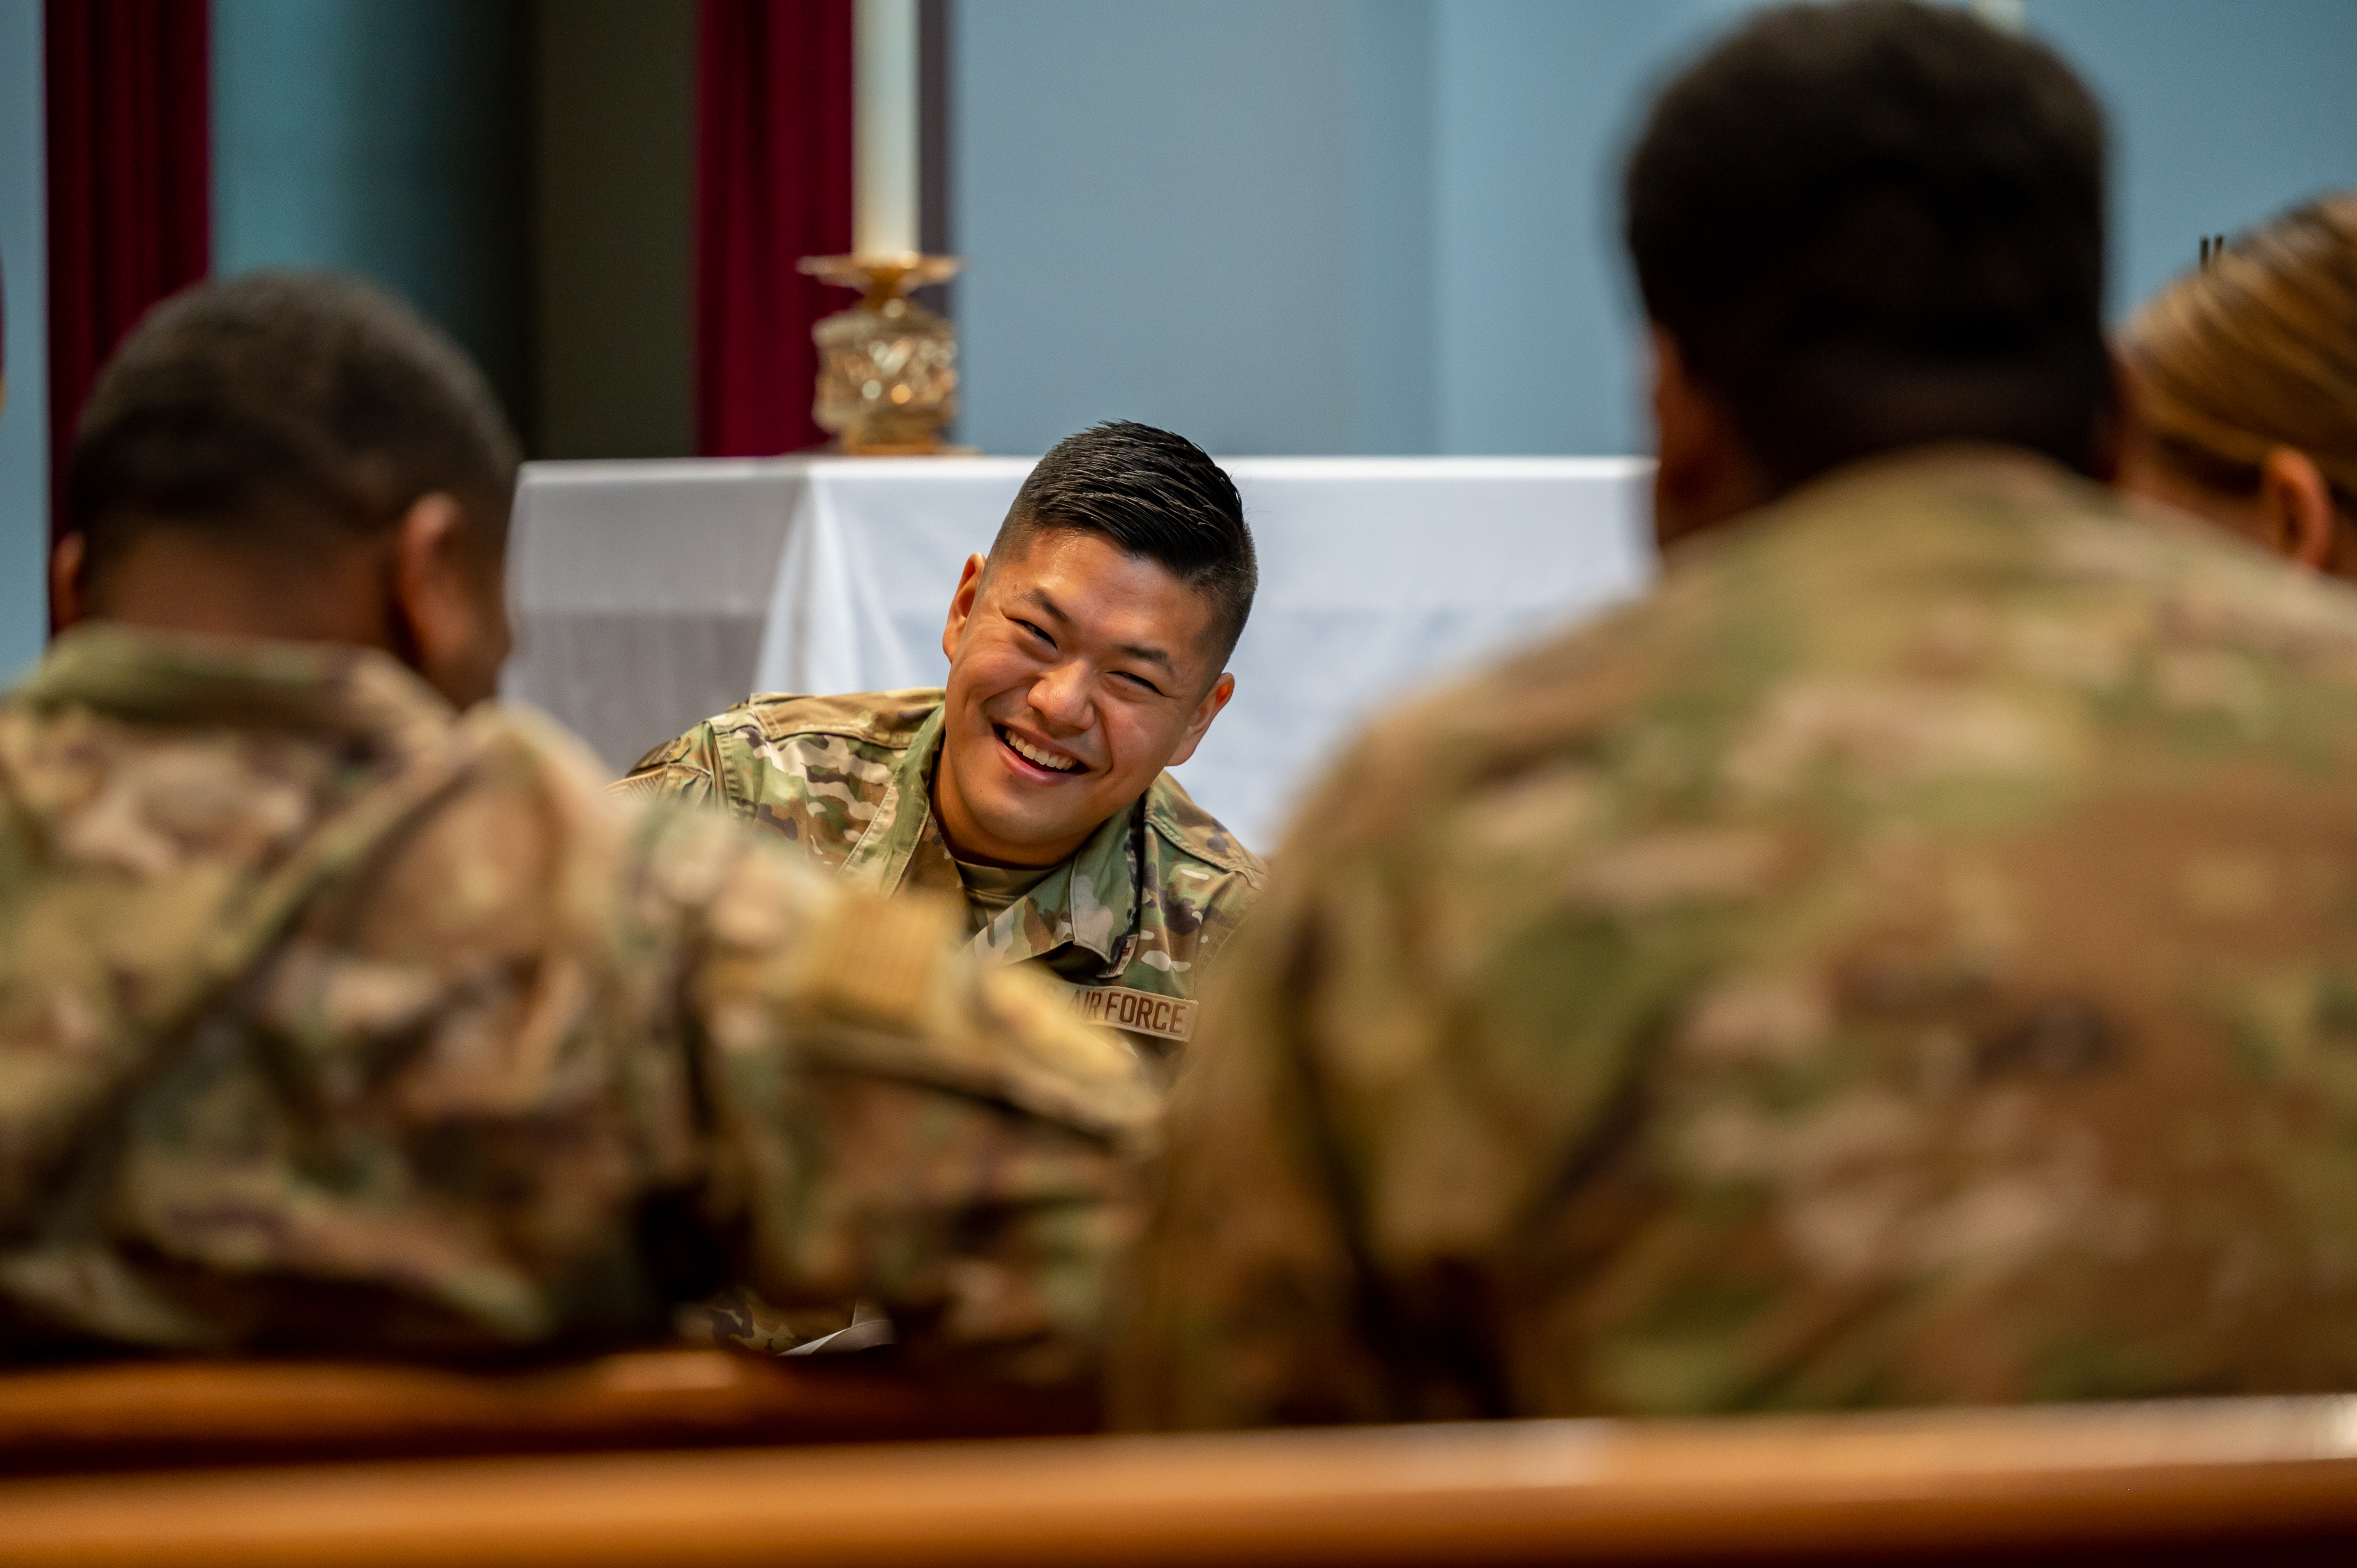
left=1110, top=929, right=1387, bottom=1423
left=1113, top=712, right=1665, bottom=1427
left=1187, top=863, right=1266, bottom=980
left=611, top=719, right=728, bottom=808
left=9, top=713, right=714, bottom=1359
left=1111, top=744, right=1431, bottom=1427
left=625, top=801, right=1161, bottom=1386
left=3, top=705, right=1152, bottom=1378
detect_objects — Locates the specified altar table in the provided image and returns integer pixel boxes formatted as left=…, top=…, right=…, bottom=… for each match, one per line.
left=507, top=455, right=1654, bottom=850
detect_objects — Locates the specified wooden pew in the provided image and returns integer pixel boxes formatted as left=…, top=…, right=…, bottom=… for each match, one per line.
left=0, top=1385, right=2355, bottom=1565
left=0, top=1349, right=1090, bottom=1473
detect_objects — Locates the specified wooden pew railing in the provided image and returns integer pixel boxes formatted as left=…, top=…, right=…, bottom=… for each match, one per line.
left=0, top=1349, right=1091, bottom=1472
left=0, top=1354, right=2355, bottom=1564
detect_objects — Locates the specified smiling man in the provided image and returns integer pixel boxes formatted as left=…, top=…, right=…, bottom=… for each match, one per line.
left=620, top=422, right=1264, bottom=1064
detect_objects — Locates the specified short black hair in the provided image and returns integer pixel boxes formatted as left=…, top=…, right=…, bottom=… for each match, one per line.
left=991, top=421, right=1257, bottom=669
left=1625, top=0, right=2111, bottom=491
left=68, top=271, right=520, bottom=572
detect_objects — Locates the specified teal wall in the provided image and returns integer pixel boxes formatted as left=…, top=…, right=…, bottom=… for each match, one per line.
left=952, top=0, right=2357, bottom=457
left=210, top=0, right=695, bottom=458
left=2038, top=0, right=2357, bottom=315
left=6, top=0, right=2357, bottom=637
left=0, top=0, right=44, bottom=678
left=212, top=0, right=531, bottom=430
left=1428, top=0, right=1757, bottom=456
left=952, top=0, right=1361, bottom=457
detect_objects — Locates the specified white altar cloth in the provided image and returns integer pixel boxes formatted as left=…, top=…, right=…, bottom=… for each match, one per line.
left=508, top=455, right=1654, bottom=850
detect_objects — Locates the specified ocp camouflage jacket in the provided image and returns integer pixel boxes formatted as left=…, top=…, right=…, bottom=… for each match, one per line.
left=1119, top=448, right=2357, bottom=1426
left=621, top=690, right=1265, bottom=1063
left=0, top=628, right=1154, bottom=1378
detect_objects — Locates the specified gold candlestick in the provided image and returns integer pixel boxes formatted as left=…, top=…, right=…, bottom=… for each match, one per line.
left=797, top=253, right=963, bottom=455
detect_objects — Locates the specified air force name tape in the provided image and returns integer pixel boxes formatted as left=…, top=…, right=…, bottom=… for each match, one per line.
left=1069, top=984, right=1196, bottom=1044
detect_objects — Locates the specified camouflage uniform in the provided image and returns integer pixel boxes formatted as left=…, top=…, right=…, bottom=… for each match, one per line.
left=1117, top=448, right=2357, bottom=1426
left=0, top=625, right=1155, bottom=1381
left=621, top=692, right=1264, bottom=1065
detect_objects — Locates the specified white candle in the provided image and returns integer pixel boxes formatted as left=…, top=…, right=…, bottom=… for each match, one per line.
left=855, top=0, right=919, bottom=258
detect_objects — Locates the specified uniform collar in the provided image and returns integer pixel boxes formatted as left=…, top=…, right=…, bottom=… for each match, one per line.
left=1666, top=443, right=2100, bottom=571
left=844, top=697, right=1143, bottom=975
left=968, top=799, right=1143, bottom=975
left=1778, top=443, right=2094, bottom=512
left=16, top=623, right=458, bottom=763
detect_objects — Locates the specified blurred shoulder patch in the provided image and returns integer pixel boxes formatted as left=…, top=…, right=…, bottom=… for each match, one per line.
left=981, top=968, right=1164, bottom=1135
left=629, top=730, right=697, bottom=775
left=610, top=770, right=672, bottom=803
left=799, top=889, right=961, bottom=1028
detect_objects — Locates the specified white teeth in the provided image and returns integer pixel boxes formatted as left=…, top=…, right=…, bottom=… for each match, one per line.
left=1001, top=727, right=1080, bottom=773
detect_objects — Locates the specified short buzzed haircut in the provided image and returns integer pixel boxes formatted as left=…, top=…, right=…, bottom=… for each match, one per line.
left=68, top=271, right=520, bottom=573
left=991, top=421, right=1257, bottom=669
left=1625, top=0, right=2111, bottom=492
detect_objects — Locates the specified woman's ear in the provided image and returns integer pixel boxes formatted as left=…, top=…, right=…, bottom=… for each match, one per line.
left=2258, top=446, right=2338, bottom=570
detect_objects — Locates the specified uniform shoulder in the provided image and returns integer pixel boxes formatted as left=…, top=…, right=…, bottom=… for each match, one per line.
left=625, top=689, right=944, bottom=779
left=723, top=688, right=944, bottom=750
left=1784, top=449, right=2357, bottom=657
left=1142, top=772, right=1267, bottom=883
left=2041, top=487, right=2357, bottom=639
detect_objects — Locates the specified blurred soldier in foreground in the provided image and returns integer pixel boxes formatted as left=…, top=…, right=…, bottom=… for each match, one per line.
left=2, top=274, right=1154, bottom=1381
left=621, top=422, right=1264, bottom=1070
left=1122, top=0, right=2357, bottom=1424
left=2118, top=193, right=2357, bottom=577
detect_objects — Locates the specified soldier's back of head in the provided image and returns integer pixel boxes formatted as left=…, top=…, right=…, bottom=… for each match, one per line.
left=57, top=271, right=521, bottom=710
left=1626, top=0, right=2111, bottom=547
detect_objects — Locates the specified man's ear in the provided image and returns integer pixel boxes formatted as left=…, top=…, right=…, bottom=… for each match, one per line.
left=1650, top=328, right=1769, bottom=552
left=2257, top=446, right=2339, bottom=570
left=2088, top=349, right=2131, bottom=485
left=391, top=493, right=509, bottom=709
left=1165, top=671, right=1235, bottom=768
left=49, top=533, right=90, bottom=631
left=941, top=552, right=988, bottom=664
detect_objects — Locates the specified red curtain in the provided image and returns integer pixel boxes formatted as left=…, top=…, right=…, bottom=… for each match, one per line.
left=696, top=0, right=853, bottom=457
left=45, top=0, right=212, bottom=548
